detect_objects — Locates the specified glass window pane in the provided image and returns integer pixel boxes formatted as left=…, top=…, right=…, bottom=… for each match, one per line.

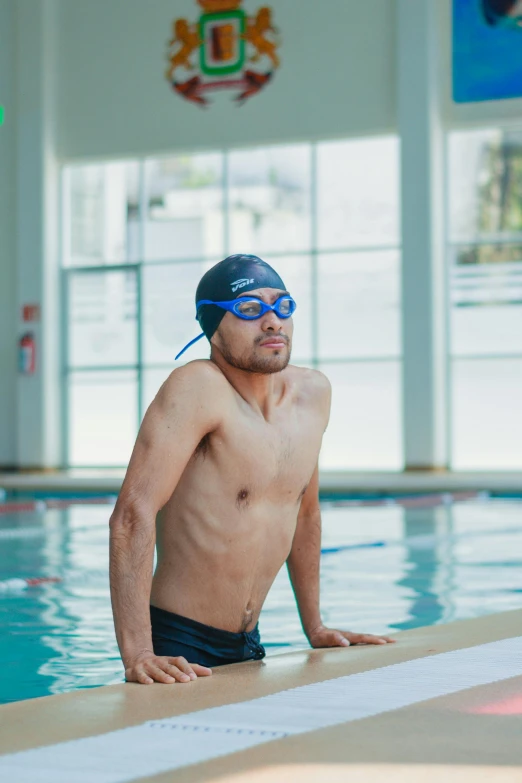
left=317, top=137, right=400, bottom=250
left=319, top=361, right=403, bottom=470
left=68, top=270, right=137, bottom=368
left=144, top=154, right=224, bottom=261
left=142, top=261, right=214, bottom=365
left=64, top=161, right=140, bottom=266
left=228, top=144, right=312, bottom=255
left=450, top=245, right=522, bottom=356
left=451, top=359, right=522, bottom=469
left=68, top=371, right=138, bottom=466
left=449, top=129, right=522, bottom=243
left=318, top=251, right=401, bottom=360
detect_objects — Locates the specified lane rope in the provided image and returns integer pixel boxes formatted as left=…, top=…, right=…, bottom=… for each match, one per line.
left=0, top=577, right=61, bottom=592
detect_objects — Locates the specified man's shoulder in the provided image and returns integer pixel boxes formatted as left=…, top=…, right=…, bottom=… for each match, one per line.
left=287, top=365, right=331, bottom=401
left=156, top=360, right=228, bottom=405
left=175, top=359, right=225, bottom=381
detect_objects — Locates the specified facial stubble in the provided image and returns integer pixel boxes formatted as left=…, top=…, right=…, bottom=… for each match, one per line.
left=217, top=335, right=291, bottom=374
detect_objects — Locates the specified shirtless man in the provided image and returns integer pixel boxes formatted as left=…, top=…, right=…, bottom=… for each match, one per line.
left=109, top=254, right=394, bottom=686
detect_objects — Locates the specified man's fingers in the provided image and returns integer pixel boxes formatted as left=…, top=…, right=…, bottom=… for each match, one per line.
left=366, top=634, right=395, bottom=645
left=165, top=658, right=213, bottom=678
left=350, top=634, right=392, bottom=645
left=315, top=631, right=348, bottom=648
left=160, top=663, right=192, bottom=682
left=355, top=634, right=385, bottom=645
left=125, top=667, right=154, bottom=685
left=166, top=657, right=196, bottom=679
left=136, top=670, right=154, bottom=684
left=191, top=663, right=213, bottom=676
left=348, top=634, right=383, bottom=645
left=126, top=656, right=213, bottom=685
left=147, top=664, right=177, bottom=683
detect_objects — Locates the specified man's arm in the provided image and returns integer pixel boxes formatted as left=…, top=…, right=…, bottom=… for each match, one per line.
left=286, top=371, right=330, bottom=640
left=286, top=462, right=323, bottom=639
left=287, top=373, right=395, bottom=648
left=287, top=464, right=393, bottom=647
left=109, top=362, right=222, bottom=684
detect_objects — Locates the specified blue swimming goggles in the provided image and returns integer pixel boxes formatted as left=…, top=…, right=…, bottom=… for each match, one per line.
left=175, top=295, right=296, bottom=360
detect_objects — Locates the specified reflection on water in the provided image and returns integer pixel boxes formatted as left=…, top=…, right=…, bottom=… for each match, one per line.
left=392, top=508, right=446, bottom=631
left=0, top=497, right=521, bottom=703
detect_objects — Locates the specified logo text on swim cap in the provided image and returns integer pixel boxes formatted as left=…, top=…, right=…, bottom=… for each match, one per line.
left=231, top=278, right=255, bottom=293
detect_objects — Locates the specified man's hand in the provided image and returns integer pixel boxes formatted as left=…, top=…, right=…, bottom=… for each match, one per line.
left=308, top=625, right=396, bottom=648
left=124, top=651, right=213, bottom=684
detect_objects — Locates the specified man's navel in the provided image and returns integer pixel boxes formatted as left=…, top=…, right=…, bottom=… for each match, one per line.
left=239, top=602, right=255, bottom=633
left=236, top=487, right=251, bottom=510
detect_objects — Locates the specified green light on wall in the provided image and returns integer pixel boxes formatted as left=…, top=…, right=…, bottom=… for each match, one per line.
left=0, top=106, right=4, bottom=126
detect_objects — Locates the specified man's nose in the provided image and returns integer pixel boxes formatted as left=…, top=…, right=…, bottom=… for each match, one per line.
left=261, top=311, right=283, bottom=330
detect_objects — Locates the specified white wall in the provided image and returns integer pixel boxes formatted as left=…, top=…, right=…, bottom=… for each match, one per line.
left=56, top=0, right=397, bottom=160
left=15, top=0, right=61, bottom=469
left=3, top=0, right=522, bottom=470
left=56, top=0, right=522, bottom=155
left=0, top=0, right=61, bottom=470
left=0, top=0, right=17, bottom=466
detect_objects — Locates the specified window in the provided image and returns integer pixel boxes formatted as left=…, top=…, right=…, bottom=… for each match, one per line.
left=448, top=129, right=522, bottom=469
left=143, top=153, right=225, bottom=262
left=228, top=144, right=312, bottom=254
left=63, top=162, right=140, bottom=266
left=317, top=137, right=402, bottom=470
left=62, top=138, right=402, bottom=468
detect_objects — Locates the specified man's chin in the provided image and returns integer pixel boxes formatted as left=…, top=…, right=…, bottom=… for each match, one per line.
left=255, top=346, right=291, bottom=372
left=234, top=351, right=291, bottom=374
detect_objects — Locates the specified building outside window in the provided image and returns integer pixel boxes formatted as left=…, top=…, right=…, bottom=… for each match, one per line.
left=448, top=128, right=522, bottom=470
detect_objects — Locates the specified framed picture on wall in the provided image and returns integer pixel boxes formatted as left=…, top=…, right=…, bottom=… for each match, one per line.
left=453, top=0, right=522, bottom=102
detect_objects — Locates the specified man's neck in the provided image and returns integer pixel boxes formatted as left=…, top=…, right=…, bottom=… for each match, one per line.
left=210, top=352, right=285, bottom=419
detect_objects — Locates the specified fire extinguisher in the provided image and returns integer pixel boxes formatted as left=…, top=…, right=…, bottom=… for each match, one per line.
left=19, top=332, right=36, bottom=375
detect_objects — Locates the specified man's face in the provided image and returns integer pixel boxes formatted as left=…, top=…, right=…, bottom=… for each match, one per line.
left=211, top=287, right=293, bottom=374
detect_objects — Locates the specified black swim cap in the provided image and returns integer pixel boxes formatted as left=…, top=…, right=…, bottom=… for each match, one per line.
left=196, top=254, right=287, bottom=340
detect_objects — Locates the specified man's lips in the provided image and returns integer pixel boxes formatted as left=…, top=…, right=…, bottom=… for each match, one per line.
left=259, top=338, right=287, bottom=348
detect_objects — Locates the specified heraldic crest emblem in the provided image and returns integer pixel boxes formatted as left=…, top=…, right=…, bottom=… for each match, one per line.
left=165, top=0, right=281, bottom=106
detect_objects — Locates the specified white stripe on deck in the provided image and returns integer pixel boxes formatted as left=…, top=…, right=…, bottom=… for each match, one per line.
left=2, top=636, right=522, bottom=783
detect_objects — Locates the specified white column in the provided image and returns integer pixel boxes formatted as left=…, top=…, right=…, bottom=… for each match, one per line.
left=397, top=0, right=449, bottom=471
left=15, top=0, right=61, bottom=468
left=0, top=0, right=17, bottom=467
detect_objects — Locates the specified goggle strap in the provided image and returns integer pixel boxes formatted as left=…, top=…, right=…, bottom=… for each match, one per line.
left=175, top=332, right=205, bottom=361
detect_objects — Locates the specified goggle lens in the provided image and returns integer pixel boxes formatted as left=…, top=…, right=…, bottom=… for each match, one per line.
left=234, top=296, right=295, bottom=319
left=278, top=297, right=295, bottom=316
left=235, top=300, right=264, bottom=317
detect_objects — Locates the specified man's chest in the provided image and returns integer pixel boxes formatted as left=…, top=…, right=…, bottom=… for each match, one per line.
left=215, top=406, right=324, bottom=497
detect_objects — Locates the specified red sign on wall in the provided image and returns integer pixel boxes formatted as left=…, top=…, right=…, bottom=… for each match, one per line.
left=22, top=304, right=40, bottom=322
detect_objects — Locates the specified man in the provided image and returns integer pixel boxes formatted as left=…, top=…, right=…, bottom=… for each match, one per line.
left=109, top=254, right=394, bottom=686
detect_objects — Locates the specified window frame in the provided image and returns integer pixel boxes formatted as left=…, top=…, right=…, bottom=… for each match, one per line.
left=446, top=125, right=522, bottom=470
left=61, top=138, right=403, bottom=468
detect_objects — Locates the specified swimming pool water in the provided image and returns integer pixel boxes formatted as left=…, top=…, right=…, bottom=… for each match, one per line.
left=1, top=494, right=521, bottom=704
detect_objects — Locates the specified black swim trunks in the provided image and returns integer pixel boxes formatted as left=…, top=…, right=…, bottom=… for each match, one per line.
left=150, top=604, right=266, bottom=668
